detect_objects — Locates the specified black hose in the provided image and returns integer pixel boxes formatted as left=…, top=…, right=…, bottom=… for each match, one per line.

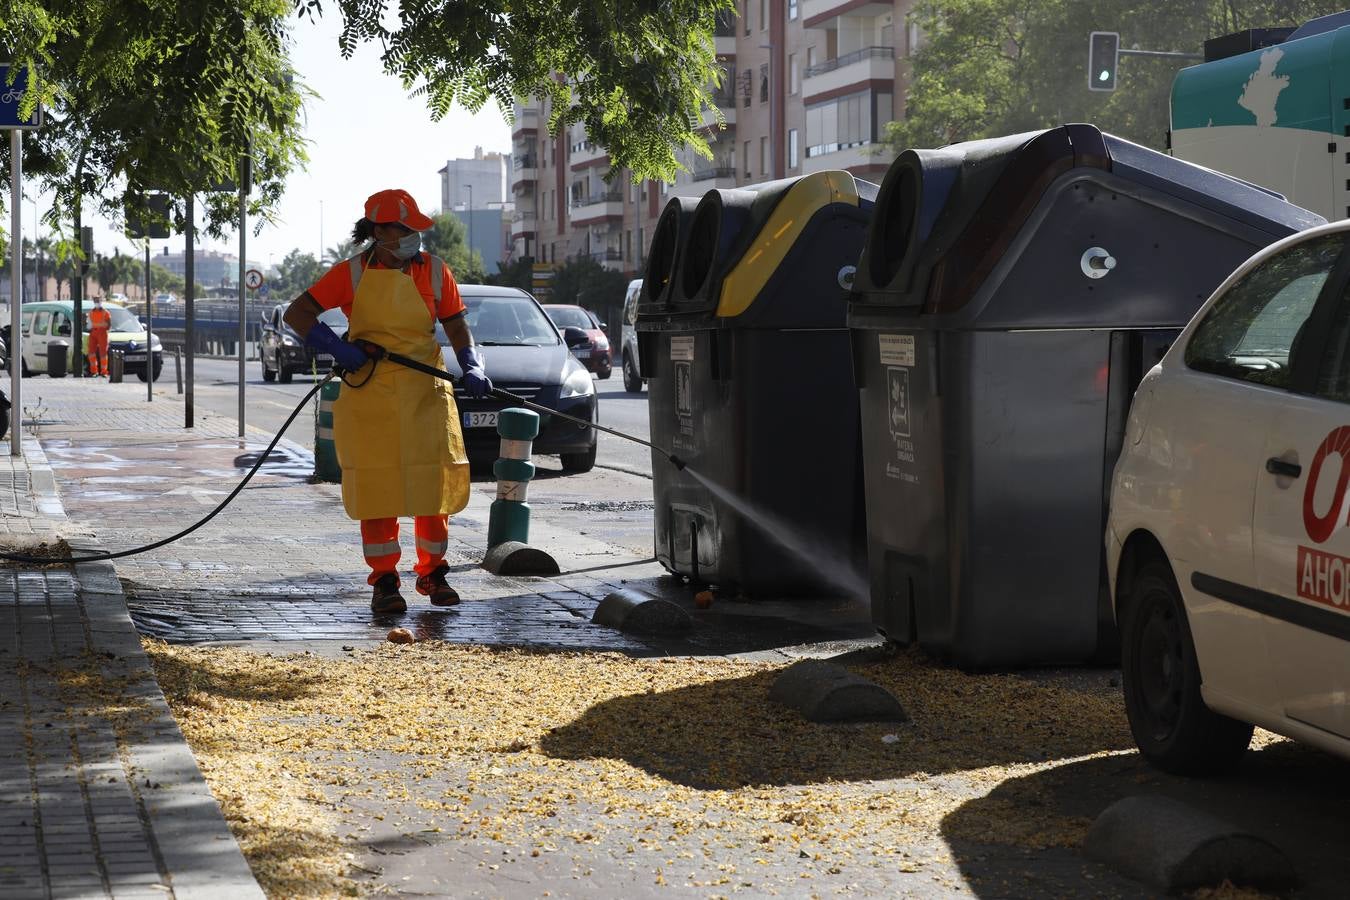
left=0, top=374, right=334, bottom=566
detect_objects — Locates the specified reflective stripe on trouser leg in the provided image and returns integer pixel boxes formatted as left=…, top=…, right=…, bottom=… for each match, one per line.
left=413, top=515, right=449, bottom=578
left=360, top=517, right=401, bottom=585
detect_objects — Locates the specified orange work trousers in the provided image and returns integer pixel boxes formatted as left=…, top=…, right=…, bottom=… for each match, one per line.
left=87, top=329, right=109, bottom=376
left=360, top=515, right=449, bottom=584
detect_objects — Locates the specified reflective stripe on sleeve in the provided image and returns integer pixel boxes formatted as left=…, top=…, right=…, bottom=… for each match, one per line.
left=317, top=426, right=334, bottom=441
left=497, top=481, right=528, bottom=502
left=362, top=540, right=401, bottom=559
left=499, top=439, right=533, bottom=460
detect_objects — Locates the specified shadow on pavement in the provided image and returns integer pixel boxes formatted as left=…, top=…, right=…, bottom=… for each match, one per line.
left=540, top=647, right=1136, bottom=790
left=941, top=738, right=1350, bottom=898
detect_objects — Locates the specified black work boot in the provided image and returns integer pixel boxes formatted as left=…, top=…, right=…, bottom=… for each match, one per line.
left=415, top=564, right=460, bottom=607
left=371, top=573, right=407, bottom=614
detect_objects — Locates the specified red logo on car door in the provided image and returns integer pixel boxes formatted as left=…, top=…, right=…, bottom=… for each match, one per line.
left=1303, top=426, right=1350, bottom=543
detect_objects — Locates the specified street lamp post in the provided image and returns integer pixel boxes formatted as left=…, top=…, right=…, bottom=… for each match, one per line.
left=464, top=183, right=474, bottom=261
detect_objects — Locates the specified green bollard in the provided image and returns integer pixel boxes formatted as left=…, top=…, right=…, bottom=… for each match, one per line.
left=488, top=408, right=539, bottom=547
left=314, top=380, right=342, bottom=483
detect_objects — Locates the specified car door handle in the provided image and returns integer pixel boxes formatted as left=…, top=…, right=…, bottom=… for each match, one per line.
left=1266, top=457, right=1302, bottom=478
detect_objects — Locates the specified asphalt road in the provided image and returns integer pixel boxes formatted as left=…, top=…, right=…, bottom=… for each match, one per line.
left=180, top=355, right=656, bottom=476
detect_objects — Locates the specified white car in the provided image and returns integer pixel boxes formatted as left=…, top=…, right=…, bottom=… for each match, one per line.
left=1108, top=221, right=1350, bottom=774
left=620, top=278, right=644, bottom=392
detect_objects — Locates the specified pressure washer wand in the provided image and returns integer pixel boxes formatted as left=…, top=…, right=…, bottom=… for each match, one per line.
left=359, top=345, right=687, bottom=470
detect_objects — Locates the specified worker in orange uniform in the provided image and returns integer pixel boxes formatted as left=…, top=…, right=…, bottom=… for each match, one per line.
left=283, top=189, right=491, bottom=614
left=87, top=297, right=112, bottom=377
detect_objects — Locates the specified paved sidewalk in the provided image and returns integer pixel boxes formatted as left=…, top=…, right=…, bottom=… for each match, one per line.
left=27, top=377, right=874, bottom=657
left=0, top=435, right=264, bottom=899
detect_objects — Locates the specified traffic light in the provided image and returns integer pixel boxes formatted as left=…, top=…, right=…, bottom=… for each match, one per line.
left=1088, top=31, right=1120, bottom=92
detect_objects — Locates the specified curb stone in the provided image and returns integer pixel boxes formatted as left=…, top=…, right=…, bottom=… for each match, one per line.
left=768, top=658, right=909, bottom=723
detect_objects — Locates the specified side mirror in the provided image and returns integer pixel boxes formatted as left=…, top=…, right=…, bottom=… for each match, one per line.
left=563, top=326, right=589, bottom=347
left=599, top=321, right=608, bottom=331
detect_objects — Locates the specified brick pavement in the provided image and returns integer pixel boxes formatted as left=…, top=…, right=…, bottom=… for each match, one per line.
left=29, top=377, right=874, bottom=656
left=0, top=434, right=263, bottom=900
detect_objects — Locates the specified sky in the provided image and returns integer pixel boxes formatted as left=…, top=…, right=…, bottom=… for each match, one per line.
left=22, top=10, right=513, bottom=270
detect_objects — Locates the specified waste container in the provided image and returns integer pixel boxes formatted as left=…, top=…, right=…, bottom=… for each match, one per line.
left=47, top=340, right=69, bottom=379
left=849, top=123, right=1324, bottom=667
left=639, top=171, right=877, bottom=594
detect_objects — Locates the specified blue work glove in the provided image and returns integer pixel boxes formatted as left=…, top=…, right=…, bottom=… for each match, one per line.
left=456, top=345, right=492, bottom=399
left=306, top=321, right=368, bottom=372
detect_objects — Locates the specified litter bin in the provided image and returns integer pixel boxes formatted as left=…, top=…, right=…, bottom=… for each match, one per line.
left=639, top=171, right=877, bottom=594
left=849, top=123, right=1324, bottom=667
left=47, top=340, right=70, bottom=379
left=108, top=349, right=124, bottom=383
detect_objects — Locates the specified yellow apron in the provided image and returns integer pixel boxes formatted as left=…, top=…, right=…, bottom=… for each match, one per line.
left=332, top=260, right=470, bottom=520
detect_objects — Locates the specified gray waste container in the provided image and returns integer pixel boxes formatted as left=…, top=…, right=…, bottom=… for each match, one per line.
left=848, top=123, right=1324, bottom=667
left=638, top=172, right=876, bottom=594
left=47, top=340, right=69, bottom=379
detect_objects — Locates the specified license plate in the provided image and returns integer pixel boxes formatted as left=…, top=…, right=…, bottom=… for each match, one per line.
left=573, top=349, right=591, bottom=359
left=124, top=353, right=147, bottom=362
left=463, top=411, right=498, bottom=428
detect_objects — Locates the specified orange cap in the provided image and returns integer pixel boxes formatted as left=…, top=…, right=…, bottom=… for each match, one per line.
left=364, top=189, right=435, bottom=231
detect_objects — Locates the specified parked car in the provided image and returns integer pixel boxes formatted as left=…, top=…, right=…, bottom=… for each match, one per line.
left=440, top=287, right=598, bottom=472
left=620, top=278, right=643, bottom=392
left=1108, top=221, right=1350, bottom=775
left=19, top=300, right=163, bottom=381
left=542, top=304, right=611, bottom=379
left=259, top=304, right=346, bottom=382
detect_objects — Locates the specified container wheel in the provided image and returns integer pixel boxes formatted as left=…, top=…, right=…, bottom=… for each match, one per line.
left=1121, top=560, right=1252, bottom=775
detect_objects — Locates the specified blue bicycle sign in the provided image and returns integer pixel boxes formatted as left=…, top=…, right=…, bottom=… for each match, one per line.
left=0, top=65, right=41, bottom=130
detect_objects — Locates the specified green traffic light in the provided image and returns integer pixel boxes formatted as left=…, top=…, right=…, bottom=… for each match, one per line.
left=1099, top=69, right=1111, bottom=81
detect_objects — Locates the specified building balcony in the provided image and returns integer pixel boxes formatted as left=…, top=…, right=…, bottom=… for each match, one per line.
left=570, top=140, right=609, bottom=169
left=802, top=142, right=891, bottom=176
left=590, top=247, right=624, bottom=262
left=692, top=166, right=737, bottom=185
left=570, top=190, right=624, bottom=224
left=801, top=0, right=892, bottom=29
left=803, top=46, right=895, bottom=100
left=512, top=105, right=540, bottom=135
left=511, top=154, right=539, bottom=186
left=511, top=210, right=538, bottom=236
left=700, top=102, right=736, bottom=130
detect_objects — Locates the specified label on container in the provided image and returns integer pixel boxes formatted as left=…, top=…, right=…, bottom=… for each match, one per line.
left=670, top=335, right=695, bottom=361
left=878, top=333, right=915, bottom=367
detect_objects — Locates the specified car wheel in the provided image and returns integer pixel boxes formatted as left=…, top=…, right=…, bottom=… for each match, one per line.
left=560, top=443, right=597, bottom=473
left=598, top=363, right=613, bottom=380
left=622, top=354, right=643, bottom=392
left=20, top=355, right=30, bottom=377
left=1121, top=560, right=1253, bottom=775
left=262, top=356, right=277, bottom=383
left=279, top=367, right=294, bottom=384
left=136, top=361, right=164, bottom=383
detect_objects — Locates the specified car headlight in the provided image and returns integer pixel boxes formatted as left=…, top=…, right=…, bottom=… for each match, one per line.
left=560, top=364, right=594, bottom=398
left=282, top=335, right=299, bottom=347
left=151, top=339, right=162, bottom=351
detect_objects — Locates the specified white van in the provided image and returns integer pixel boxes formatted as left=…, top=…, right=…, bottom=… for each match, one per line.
left=620, top=278, right=643, bottom=392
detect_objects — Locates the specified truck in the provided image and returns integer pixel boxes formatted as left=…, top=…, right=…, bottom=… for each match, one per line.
left=1171, top=11, right=1350, bottom=222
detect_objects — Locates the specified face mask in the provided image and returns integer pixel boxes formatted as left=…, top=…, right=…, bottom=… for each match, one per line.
left=381, top=230, right=422, bottom=260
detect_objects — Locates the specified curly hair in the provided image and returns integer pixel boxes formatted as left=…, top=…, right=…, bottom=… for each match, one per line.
left=351, top=217, right=376, bottom=245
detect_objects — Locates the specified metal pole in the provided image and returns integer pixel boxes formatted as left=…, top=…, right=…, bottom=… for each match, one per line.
left=237, top=172, right=246, bottom=437
left=10, top=130, right=21, bottom=457
left=185, top=193, right=194, bottom=428
left=465, top=184, right=473, bottom=259
left=144, top=241, right=152, bottom=401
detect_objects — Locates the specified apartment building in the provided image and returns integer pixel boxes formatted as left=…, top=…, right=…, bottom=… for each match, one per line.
left=439, top=148, right=510, bottom=214
left=510, top=0, right=915, bottom=282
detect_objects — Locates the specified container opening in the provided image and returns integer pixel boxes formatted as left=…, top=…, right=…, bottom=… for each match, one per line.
left=681, top=200, right=720, bottom=299
left=871, top=166, right=917, bottom=289
left=646, top=211, right=681, bottom=302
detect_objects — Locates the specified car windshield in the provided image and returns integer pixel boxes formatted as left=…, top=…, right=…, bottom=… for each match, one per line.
left=436, top=293, right=559, bottom=347
left=317, top=308, right=348, bottom=330
left=86, top=306, right=144, bottom=333
left=545, top=307, right=594, bottom=330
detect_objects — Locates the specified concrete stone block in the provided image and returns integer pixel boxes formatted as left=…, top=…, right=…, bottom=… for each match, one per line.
left=1084, top=795, right=1297, bottom=892
left=591, top=589, right=691, bottom=634
left=768, top=659, right=908, bottom=724
left=481, top=541, right=560, bottom=576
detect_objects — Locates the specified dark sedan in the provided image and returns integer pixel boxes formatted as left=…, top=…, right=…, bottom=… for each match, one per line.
left=260, top=304, right=346, bottom=382
left=439, top=286, right=598, bottom=473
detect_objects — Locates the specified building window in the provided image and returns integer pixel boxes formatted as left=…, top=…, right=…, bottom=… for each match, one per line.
left=742, top=68, right=752, bottom=107
left=806, top=46, right=816, bottom=71
left=759, top=0, right=766, bottom=30
left=759, top=64, right=769, bottom=103
left=637, top=227, right=645, bottom=263
left=805, top=90, right=881, bottom=158
left=788, top=0, right=798, bottom=20
left=760, top=137, right=769, bottom=178
left=743, top=0, right=749, bottom=35
left=744, top=140, right=752, bottom=177
left=788, top=129, right=799, bottom=169
left=788, top=53, right=799, bottom=95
